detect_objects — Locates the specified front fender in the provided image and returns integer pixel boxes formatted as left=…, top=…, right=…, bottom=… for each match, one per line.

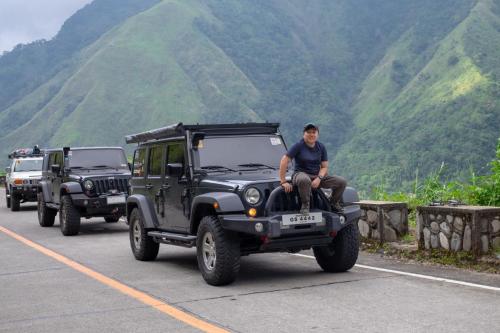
left=61, top=182, right=83, bottom=195
left=191, top=192, right=245, bottom=215
left=127, top=194, right=158, bottom=229
left=39, top=181, right=53, bottom=202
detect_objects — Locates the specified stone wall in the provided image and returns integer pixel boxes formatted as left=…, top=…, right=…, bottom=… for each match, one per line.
left=357, top=201, right=408, bottom=242
left=417, top=205, right=500, bottom=255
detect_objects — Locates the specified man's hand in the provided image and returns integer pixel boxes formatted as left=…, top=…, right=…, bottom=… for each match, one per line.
left=311, top=177, right=321, bottom=189
left=282, top=182, right=293, bottom=193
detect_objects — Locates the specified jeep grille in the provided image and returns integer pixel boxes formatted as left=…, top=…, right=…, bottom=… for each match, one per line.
left=265, top=188, right=330, bottom=215
left=94, top=178, right=128, bottom=195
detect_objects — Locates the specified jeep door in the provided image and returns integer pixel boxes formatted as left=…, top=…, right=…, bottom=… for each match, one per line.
left=130, top=147, right=147, bottom=197
left=161, top=142, right=189, bottom=231
left=48, top=151, right=63, bottom=203
left=145, top=145, right=167, bottom=229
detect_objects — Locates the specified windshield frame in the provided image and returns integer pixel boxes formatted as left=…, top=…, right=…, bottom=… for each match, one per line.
left=13, top=158, right=44, bottom=172
left=67, top=148, right=128, bottom=170
left=192, top=134, right=288, bottom=172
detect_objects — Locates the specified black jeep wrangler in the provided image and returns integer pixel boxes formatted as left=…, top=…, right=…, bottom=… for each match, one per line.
left=37, top=147, right=131, bottom=236
left=125, top=123, right=361, bottom=286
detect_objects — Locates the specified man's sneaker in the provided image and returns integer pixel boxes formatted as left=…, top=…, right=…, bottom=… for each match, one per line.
left=299, top=204, right=310, bottom=215
left=332, top=202, right=344, bottom=213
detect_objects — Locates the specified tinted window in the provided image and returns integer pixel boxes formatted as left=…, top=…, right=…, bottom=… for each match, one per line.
left=13, top=159, right=43, bottom=172
left=196, top=135, right=286, bottom=169
left=133, top=148, right=146, bottom=177
left=148, top=146, right=163, bottom=176
left=167, top=143, right=184, bottom=164
left=68, top=149, right=128, bottom=170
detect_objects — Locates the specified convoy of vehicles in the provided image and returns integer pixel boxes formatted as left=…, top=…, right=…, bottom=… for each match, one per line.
left=2, top=123, right=360, bottom=285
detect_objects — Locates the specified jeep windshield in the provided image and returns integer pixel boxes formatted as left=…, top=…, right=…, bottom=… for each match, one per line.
left=13, top=159, right=43, bottom=172
left=195, top=135, right=286, bottom=171
left=68, top=149, right=128, bottom=170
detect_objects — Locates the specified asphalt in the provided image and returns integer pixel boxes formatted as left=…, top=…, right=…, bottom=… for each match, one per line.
left=0, top=188, right=499, bottom=333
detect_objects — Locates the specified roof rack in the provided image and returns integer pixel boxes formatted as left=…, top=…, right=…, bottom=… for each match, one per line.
left=8, top=146, right=44, bottom=159
left=125, top=122, right=280, bottom=144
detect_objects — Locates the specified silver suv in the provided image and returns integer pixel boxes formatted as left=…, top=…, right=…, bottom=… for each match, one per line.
left=5, top=148, right=44, bottom=211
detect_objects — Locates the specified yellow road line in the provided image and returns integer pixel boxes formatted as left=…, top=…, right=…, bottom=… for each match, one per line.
left=0, top=226, right=229, bottom=333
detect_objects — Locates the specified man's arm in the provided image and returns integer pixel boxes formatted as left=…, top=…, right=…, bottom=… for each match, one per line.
left=319, top=161, right=328, bottom=178
left=279, top=155, right=293, bottom=193
left=279, top=155, right=290, bottom=184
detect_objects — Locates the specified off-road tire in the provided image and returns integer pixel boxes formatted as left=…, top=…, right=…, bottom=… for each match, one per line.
left=313, top=222, right=359, bottom=272
left=59, top=195, right=81, bottom=236
left=6, top=188, right=11, bottom=208
left=196, top=215, right=240, bottom=286
left=105, top=216, right=120, bottom=223
left=10, top=194, right=20, bottom=211
left=129, top=208, right=159, bottom=261
left=38, top=192, right=56, bottom=227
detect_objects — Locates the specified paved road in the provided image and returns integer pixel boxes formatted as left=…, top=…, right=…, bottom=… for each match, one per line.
left=0, top=188, right=499, bottom=333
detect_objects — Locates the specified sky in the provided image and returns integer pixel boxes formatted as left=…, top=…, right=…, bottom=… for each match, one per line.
left=0, top=0, right=93, bottom=54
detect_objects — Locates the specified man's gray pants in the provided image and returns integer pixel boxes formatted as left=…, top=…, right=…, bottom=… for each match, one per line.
left=292, top=172, right=347, bottom=208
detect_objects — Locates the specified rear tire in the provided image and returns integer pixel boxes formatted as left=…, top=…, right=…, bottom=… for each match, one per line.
left=129, top=208, right=159, bottom=261
left=38, top=192, right=56, bottom=227
left=59, top=196, right=80, bottom=236
left=105, top=216, right=120, bottom=223
left=196, top=215, right=240, bottom=286
left=10, top=194, right=20, bottom=211
left=313, top=222, right=359, bottom=272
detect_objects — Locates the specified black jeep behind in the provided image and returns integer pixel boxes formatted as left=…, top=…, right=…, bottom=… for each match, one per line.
left=125, top=123, right=361, bottom=285
left=37, top=147, right=131, bottom=236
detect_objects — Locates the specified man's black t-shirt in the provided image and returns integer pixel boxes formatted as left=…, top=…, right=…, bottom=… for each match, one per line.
left=286, top=139, right=327, bottom=175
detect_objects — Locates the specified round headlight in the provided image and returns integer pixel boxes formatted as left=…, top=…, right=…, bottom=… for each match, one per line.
left=244, top=187, right=261, bottom=205
left=83, top=180, right=94, bottom=191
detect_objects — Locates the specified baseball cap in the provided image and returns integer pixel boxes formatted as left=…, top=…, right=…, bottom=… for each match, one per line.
left=303, top=123, right=319, bottom=132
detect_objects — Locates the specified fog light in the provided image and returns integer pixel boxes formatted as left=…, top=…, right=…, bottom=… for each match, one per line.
left=248, top=208, right=257, bottom=217
left=255, top=222, right=264, bottom=232
left=83, top=200, right=88, bottom=206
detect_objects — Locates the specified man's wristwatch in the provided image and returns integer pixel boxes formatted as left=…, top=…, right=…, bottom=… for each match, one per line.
left=318, top=175, right=324, bottom=180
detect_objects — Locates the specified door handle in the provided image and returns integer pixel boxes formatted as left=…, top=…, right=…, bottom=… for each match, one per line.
left=161, top=184, right=171, bottom=190
left=145, top=184, right=153, bottom=190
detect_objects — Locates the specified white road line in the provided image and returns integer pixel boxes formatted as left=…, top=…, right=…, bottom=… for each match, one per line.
left=292, top=253, right=500, bottom=292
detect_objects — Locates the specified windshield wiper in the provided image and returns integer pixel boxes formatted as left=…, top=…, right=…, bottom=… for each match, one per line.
left=200, top=165, right=236, bottom=172
left=237, top=163, right=277, bottom=170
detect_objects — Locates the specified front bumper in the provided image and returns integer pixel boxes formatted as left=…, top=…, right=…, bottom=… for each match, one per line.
left=70, top=193, right=127, bottom=216
left=10, top=185, right=38, bottom=201
left=220, top=205, right=361, bottom=239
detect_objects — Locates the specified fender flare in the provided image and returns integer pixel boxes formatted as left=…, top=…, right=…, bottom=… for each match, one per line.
left=191, top=192, right=245, bottom=216
left=38, top=181, right=53, bottom=202
left=126, top=194, right=159, bottom=229
left=60, top=182, right=83, bottom=195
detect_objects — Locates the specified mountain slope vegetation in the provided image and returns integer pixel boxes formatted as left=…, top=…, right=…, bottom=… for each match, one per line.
left=1, top=0, right=498, bottom=191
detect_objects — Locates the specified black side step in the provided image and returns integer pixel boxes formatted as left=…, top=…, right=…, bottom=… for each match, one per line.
left=147, top=231, right=197, bottom=248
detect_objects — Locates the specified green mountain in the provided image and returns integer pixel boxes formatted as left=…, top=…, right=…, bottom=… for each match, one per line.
left=1, top=0, right=498, bottom=191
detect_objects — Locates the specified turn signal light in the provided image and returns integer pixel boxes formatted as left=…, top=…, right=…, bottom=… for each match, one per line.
left=14, top=179, right=23, bottom=185
left=248, top=208, right=257, bottom=217
left=213, top=202, right=219, bottom=209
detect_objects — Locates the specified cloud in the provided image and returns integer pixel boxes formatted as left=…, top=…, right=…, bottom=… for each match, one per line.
left=0, top=0, right=93, bottom=53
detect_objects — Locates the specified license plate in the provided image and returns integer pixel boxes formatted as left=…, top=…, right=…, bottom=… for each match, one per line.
left=282, top=212, right=322, bottom=226
left=107, top=195, right=126, bottom=205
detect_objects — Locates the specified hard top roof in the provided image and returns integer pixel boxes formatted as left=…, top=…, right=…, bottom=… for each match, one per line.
left=125, top=122, right=280, bottom=144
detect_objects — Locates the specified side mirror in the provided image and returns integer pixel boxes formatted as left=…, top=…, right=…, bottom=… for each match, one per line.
left=51, top=164, right=61, bottom=174
left=5, top=167, right=11, bottom=173
left=167, top=163, right=183, bottom=177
